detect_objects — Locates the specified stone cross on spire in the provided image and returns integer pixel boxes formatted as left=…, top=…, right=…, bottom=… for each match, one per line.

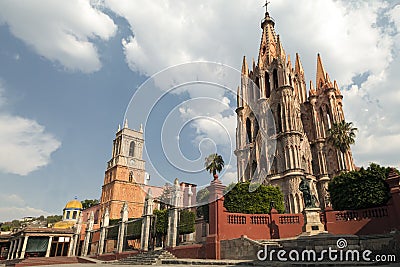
left=264, top=1, right=270, bottom=12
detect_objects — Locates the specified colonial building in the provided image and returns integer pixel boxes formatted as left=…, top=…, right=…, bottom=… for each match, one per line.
left=100, top=120, right=147, bottom=219
left=235, top=6, right=355, bottom=213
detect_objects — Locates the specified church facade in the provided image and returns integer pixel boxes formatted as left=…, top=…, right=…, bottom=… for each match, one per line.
left=235, top=7, right=355, bottom=213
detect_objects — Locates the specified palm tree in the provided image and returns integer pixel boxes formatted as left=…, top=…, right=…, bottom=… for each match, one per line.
left=327, top=120, right=357, bottom=153
left=205, top=153, right=225, bottom=180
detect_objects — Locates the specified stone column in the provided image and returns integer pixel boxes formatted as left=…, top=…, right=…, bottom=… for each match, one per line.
left=206, top=177, right=226, bottom=260
left=70, top=214, right=83, bottom=256
left=45, top=236, right=53, bottom=257
left=7, top=240, right=14, bottom=260
left=98, top=208, right=110, bottom=255
left=10, top=238, right=18, bottom=259
left=166, top=178, right=182, bottom=248
left=15, top=237, right=22, bottom=259
left=141, top=189, right=154, bottom=251
left=186, top=185, right=195, bottom=242
left=19, top=236, right=29, bottom=259
left=116, top=202, right=128, bottom=253
left=82, top=211, right=94, bottom=256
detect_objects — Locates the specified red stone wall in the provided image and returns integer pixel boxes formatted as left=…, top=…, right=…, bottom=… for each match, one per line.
left=202, top=173, right=400, bottom=259
left=167, top=244, right=206, bottom=259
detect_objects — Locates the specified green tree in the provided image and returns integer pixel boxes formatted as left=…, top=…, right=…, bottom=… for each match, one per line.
left=154, top=209, right=168, bottom=236
left=205, top=153, right=224, bottom=178
left=196, top=187, right=209, bottom=222
left=224, top=182, right=285, bottom=214
left=328, top=163, right=391, bottom=210
left=327, top=120, right=357, bottom=153
left=153, top=209, right=168, bottom=246
left=0, top=224, right=11, bottom=231
left=178, top=210, right=195, bottom=235
left=46, top=215, right=62, bottom=224
left=81, top=199, right=99, bottom=209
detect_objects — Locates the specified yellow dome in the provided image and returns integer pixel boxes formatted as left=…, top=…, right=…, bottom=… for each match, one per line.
left=65, top=199, right=83, bottom=210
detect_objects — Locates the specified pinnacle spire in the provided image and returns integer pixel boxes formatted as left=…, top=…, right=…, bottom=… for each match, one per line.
left=287, top=54, right=292, bottom=69
left=316, top=53, right=327, bottom=90
left=295, top=53, right=304, bottom=77
left=309, top=80, right=316, bottom=96
left=258, top=1, right=277, bottom=67
left=241, top=56, right=248, bottom=76
left=276, top=35, right=286, bottom=62
left=124, top=119, right=128, bottom=129
left=334, top=80, right=341, bottom=95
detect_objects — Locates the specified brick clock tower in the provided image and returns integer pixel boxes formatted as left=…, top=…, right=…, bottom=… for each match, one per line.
left=100, top=120, right=146, bottom=219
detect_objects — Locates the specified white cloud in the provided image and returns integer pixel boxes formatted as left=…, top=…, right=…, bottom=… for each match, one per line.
left=0, top=194, right=50, bottom=222
left=0, top=84, right=61, bottom=175
left=112, top=0, right=400, bottom=170
left=105, top=0, right=259, bottom=76
left=0, top=0, right=117, bottom=73
left=271, top=1, right=392, bottom=86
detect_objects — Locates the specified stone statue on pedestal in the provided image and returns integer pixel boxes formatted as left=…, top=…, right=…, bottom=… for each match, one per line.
left=299, top=177, right=317, bottom=208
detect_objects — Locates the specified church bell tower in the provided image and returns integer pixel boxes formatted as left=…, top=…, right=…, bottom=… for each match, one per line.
left=100, top=120, right=146, bottom=219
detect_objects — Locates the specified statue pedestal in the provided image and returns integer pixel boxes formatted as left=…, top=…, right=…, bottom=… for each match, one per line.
left=302, top=208, right=327, bottom=236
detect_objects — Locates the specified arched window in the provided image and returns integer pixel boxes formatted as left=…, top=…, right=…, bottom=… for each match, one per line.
left=277, top=104, right=282, bottom=133
left=129, top=141, right=135, bottom=157
left=129, top=171, right=133, bottom=183
left=319, top=107, right=325, bottom=135
left=72, top=211, right=77, bottom=220
left=265, top=72, right=271, bottom=98
left=254, top=119, right=259, bottom=140
left=273, top=69, right=279, bottom=89
left=325, top=104, right=332, bottom=129
left=255, top=77, right=260, bottom=100
left=246, top=118, right=252, bottom=143
left=289, top=74, right=292, bottom=86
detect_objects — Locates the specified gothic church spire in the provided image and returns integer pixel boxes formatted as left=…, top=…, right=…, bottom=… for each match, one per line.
left=316, top=53, right=327, bottom=90
left=258, top=2, right=279, bottom=68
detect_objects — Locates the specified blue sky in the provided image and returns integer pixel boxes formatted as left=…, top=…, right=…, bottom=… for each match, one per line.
left=0, top=0, right=399, bottom=222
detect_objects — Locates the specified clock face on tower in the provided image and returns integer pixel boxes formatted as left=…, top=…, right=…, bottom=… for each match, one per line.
left=130, top=159, right=135, bottom=166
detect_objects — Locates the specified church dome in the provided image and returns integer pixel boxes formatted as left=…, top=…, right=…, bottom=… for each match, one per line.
left=64, top=199, right=83, bottom=210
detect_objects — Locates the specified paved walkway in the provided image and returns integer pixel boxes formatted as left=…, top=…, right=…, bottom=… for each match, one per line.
left=35, top=261, right=399, bottom=267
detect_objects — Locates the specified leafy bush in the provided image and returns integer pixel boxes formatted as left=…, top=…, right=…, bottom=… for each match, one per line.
left=223, top=182, right=285, bottom=214
left=153, top=209, right=168, bottom=236
left=81, top=199, right=99, bottom=209
left=126, top=220, right=142, bottom=239
left=328, top=163, right=391, bottom=210
left=179, top=210, right=195, bottom=235
left=196, top=188, right=209, bottom=222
